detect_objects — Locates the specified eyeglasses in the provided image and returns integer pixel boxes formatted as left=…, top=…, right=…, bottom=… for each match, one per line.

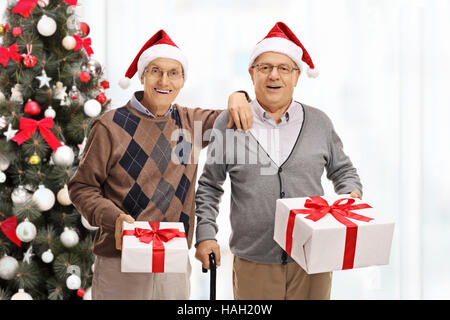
left=144, top=67, right=184, bottom=80
left=251, top=63, right=299, bottom=75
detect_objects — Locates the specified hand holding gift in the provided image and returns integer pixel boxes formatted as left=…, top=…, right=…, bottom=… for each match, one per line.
left=274, top=194, right=395, bottom=274
left=121, top=221, right=188, bottom=273
left=115, top=213, right=135, bottom=250
left=350, top=189, right=362, bottom=200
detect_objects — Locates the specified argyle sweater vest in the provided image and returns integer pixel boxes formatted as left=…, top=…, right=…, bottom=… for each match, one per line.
left=68, top=102, right=221, bottom=257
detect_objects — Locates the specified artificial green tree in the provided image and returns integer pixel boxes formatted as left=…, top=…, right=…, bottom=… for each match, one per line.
left=0, top=0, right=109, bottom=300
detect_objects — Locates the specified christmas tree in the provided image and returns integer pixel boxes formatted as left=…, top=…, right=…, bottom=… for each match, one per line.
left=0, top=0, right=110, bottom=300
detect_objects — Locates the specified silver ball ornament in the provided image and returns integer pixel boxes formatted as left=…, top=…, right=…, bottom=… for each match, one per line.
left=86, top=58, right=102, bottom=76
left=11, top=185, right=31, bottom=205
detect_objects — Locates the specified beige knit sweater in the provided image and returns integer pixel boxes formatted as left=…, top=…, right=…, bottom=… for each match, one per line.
left=68, top=102, right=221, bottom=257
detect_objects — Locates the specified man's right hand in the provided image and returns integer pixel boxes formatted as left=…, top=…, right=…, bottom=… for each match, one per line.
left=195, top=240, right=221, bottom=270
left=115, top=213, right=135, bottom=250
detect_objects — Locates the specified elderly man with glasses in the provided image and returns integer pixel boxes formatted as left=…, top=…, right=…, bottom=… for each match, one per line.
left=195, top=22, right=363, bottom=300
left=68, top=29, right=252, bottom=300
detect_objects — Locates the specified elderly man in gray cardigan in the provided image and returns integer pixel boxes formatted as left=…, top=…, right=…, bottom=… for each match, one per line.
left=194, top=22, right=363, bottom=300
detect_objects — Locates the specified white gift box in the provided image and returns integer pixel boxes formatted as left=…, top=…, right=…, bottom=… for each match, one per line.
left=274, top=194, right=395, bottom=274
left=121, top=221, right=188, bottom=273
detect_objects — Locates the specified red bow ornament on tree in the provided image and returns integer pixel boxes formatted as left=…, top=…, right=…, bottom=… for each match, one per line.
left=0, top=216, right=21, bottom=247
left=73, top=35, right=93, bottom=57
left=0, top=43, right=23, bottom=67
left=11, top=117, right=63, bottom=152
left=12, top=0, right=78, bottom=19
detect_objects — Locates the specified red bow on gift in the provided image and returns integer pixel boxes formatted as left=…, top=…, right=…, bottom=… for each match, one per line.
left=122, top=222, right=186, bottom=273
left=73, top=35, right=93, bottom=57
left=286, top=196, right=373, bottom=270
left=11, top=117, right=63, bottom=153
left=12, top=0, right=77, bottom=19
left=0, top=216, right=21, bottom=247
left=0, top=43, right=23, bottom=67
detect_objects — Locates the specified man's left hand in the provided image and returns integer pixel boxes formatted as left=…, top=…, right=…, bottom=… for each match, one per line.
left=350, top=189, right=362, bottom=200
left=227, top=91, right=253, bottom=132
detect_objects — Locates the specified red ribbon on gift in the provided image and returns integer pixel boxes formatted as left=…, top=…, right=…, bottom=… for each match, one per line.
left=0, top=43, right=23, bottom=67
left=11, top=117, right=63, bottom=152
left=122, top=222, right=186, bottom=273
left=0, top=216, right=21, bottom=247
left=285, top=196, right=373, bottom=270
left=73, top=35, right=94, bottom=57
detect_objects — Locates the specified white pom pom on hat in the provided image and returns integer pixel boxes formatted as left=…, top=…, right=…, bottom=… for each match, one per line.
left=118, top=29, right=188, bottom=89
left=249, top=21, right=319, bottom=78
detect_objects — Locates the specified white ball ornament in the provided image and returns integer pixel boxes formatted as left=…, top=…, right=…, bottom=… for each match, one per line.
left=38, top=0, right=49, bottom=7
left=41, top=249, right=54, bottom=263
left=62, top=35, right=76, bottom=50
left=83, top=286, right=92, bottom=300
left=66, top=273, right=81, bottom=290
left=57, top=184, right=72, bottom=206
left=32, top=185, right=55, bottom=211
left=44, top=106, right=56, bottom=119
left=81, top=215, right=99, bottom=231
left=11, top=288, right=33, bottom=300
left=0, top=171, right=6, bottom=183
left=83, top=99, right=101, bottom=118
left=11, top=185, right=31, bottom=205
left=60, top=227, right=79, bottom=248
left=0, top=155, right=10, bottom=171
left=52, top=145, right=75, bottom=166
left=15, top=218, right=37, bottom=243
left=0, top=255, right=19, bottom=280
left=37, top=15, right=57, bottom=37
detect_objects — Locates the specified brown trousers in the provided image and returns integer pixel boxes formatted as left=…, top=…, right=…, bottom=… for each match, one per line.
left=232, top=255, right=332, bottom=300
left=91, top=255, right=191, bottom=300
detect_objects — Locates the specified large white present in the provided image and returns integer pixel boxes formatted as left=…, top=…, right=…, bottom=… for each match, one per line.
left=274, top=194, right=395, bottom=274
left=121, top=221, right=188, bottom=273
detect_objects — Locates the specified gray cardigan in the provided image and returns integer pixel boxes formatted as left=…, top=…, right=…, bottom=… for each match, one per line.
left=195, top=102, right=362, bottom=264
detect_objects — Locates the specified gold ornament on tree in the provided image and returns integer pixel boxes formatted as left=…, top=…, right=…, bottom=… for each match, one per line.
left=29, top=153, right=41, bottom=165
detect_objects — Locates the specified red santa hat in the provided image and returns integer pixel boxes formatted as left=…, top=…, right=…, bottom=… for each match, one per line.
left=119, top=29, right=188, bottom=89
left=249, top=22, right=319, bottom=78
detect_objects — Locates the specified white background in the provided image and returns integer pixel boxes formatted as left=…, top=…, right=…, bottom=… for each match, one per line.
left=2, top=0, right=450, bottom=299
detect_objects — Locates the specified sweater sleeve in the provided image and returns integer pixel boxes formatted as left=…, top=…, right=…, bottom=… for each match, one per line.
left=68, top=120, right=124, bottom=233
left=325, top=122, right=363, bottom=196
left=195, top=112, right=229, bottom=246
left=184, top=107, right=223, bottom=148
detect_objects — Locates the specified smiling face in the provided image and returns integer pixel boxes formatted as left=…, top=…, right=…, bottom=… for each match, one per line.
left=140, top=57, right=184, bottom=114
left=249, top=52, right=300, bottom=113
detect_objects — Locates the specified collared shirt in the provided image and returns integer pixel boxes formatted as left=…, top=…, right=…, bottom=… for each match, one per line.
left=249, top=99, right=304, bottom=166
left=130, top=91, right=173, bottom=118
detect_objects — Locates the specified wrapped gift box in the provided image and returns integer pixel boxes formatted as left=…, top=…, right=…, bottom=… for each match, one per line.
left=274, top=194, right=395, bottom=274
left=121, top=221, right=188, bottom=273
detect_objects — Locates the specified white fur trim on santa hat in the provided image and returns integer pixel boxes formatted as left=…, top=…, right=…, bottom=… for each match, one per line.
left=249, top=37, right=304, bottom=72
left=119, top=77, right=131, bottom=89
left=137, top=44, right=188, bottom=80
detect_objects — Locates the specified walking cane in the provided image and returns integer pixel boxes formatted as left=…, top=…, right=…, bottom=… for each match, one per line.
left=201, top=252, right=216, bottom=300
